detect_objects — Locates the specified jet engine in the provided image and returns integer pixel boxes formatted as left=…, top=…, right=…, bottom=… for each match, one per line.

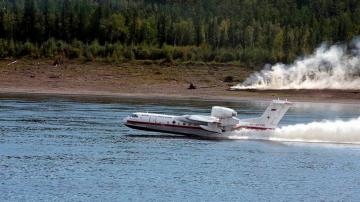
left=211, top=106, right=237, bottom=118
left=210, top=106, right=239, bottom=131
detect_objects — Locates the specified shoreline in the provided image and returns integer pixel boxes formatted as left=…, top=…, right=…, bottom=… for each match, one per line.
left=0, top=60, right=359, bottom=104
left=1, top=88, right=359, bottom=104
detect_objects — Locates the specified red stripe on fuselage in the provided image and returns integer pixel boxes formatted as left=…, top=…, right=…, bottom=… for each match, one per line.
left=126, top=120, right=274, bottom=131
left=126, top=120, right=203, bottom=129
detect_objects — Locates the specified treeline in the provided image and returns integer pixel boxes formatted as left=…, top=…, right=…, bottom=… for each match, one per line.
left=0, top=0, right=359, bottom=64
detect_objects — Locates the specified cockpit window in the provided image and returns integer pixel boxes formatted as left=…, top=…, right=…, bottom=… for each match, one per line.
left=131, top=114, right=138, bottom=118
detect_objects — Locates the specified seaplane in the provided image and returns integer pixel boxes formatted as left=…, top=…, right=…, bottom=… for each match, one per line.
left=123, top=99, right=292, bottom=139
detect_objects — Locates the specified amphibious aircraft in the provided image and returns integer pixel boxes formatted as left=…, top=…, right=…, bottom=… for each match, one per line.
left=123, top=99, right=292, bottom=139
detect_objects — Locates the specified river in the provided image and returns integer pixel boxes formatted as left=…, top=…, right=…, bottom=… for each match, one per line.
left=1, top=96, right=360, bottom=201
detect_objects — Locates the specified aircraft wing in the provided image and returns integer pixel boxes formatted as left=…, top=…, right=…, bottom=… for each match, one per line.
left=186, top=115, right=219, bottom=123
left=175, top=115, right=219, bottom=123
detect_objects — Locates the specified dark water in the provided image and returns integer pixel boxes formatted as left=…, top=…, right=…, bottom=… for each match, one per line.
left=1, top=96, right=360, bottom=201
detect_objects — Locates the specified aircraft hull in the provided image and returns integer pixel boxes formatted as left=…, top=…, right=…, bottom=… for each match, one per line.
left=124, top=120, right=226, bottom=139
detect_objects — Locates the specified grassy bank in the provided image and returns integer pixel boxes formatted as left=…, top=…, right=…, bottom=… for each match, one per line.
left=0, top=59, right=250, bottom=93
left=1, top=59, right=360, bottom=104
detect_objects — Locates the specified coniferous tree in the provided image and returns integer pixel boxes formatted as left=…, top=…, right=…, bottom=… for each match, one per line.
left=22, top=0, right=36, bottom=41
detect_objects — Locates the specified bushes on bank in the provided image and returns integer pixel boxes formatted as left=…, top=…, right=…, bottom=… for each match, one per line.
left=41, top=38, right=57, bottom=57
left=0, top=38, right=276, bottom=65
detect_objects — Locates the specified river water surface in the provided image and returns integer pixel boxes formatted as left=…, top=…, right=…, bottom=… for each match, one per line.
left=1, top=96, right=360, bottom=201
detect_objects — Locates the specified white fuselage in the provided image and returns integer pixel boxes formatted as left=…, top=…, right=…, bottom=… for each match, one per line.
left=123, top=100, right=291, bottom=139
left=124, top=113, right=218, bottom=138
left=123, top=112, right=272, bottom=139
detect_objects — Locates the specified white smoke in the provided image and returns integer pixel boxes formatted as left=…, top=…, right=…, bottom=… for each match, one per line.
left=228, top=117, right=360, bottom=144
left=232, top=38, right=360, bottom=89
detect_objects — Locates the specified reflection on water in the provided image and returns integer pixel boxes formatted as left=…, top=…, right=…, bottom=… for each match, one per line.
left=1, top=96, right=360, bottom=201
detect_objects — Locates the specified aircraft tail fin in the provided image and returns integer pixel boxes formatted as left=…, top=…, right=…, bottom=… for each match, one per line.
left=242, top=99, right=292, bottom=129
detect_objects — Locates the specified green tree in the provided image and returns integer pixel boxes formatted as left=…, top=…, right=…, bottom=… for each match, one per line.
left=100, top=13, right=128, bottom=43
left=22, top=0, right=36, bottom=41
left=174, top=20, right=195, bottom=45
left=272, top=26, right=284, bottom=61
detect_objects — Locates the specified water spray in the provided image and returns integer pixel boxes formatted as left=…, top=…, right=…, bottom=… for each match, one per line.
left=229, top=117, right=360, bottom=144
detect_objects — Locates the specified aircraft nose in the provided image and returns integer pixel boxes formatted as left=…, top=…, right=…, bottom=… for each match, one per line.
left=122, top=116, right=129, bottom=124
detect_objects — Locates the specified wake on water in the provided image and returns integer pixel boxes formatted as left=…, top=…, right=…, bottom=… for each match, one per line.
left=228, top=117, right=360, bottom=144
left=232, top=37, right=360, bottom=90
left=229, top=39, right=360, bottom=144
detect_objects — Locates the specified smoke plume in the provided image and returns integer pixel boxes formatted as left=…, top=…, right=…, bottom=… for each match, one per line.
left=232, top=38, right=360, bottom=89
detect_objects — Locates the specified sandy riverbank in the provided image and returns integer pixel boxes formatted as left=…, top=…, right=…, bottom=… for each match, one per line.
left=0, top=59, right=359, bottom=104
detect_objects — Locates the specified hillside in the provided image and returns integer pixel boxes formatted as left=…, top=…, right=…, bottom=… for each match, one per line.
left=0, top=0, right=359, bottom=65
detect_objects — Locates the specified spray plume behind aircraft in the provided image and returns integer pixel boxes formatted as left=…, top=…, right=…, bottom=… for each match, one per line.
left=229, top=116, right=360, bottom=144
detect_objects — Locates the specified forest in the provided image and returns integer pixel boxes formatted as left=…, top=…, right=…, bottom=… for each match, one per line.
left=0, top=0, right=359, bottom=65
